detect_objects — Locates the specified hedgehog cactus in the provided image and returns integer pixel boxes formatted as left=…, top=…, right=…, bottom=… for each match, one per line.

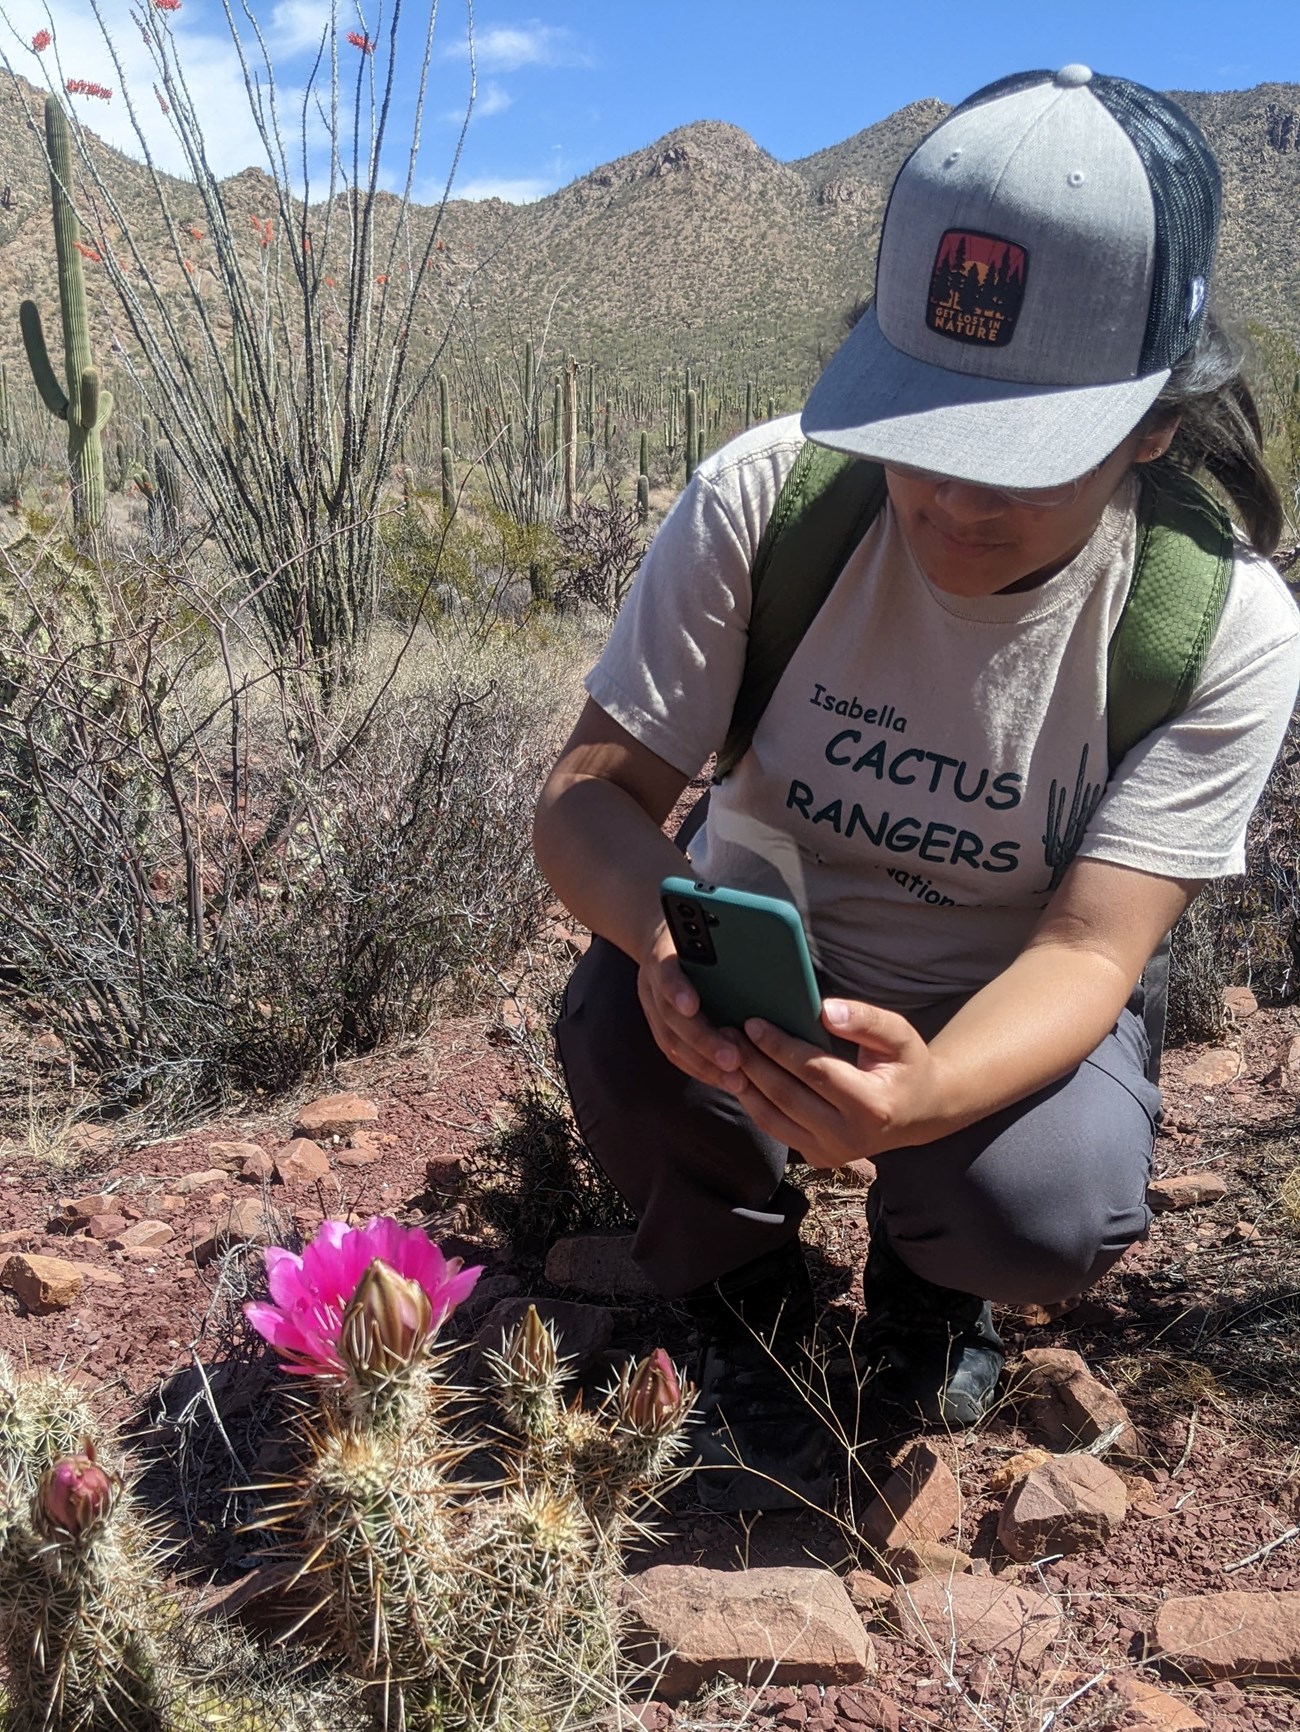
left=20, top=95, right=113, bottom=535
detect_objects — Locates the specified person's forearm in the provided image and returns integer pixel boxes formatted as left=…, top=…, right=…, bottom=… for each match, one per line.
left=533, top=774, right=689, bottom=966
left=915, top=942, right=1135, bottom=1142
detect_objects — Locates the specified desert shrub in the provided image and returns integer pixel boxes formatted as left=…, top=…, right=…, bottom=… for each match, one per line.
left=1166, top=714, right=1300, bottom=1043
left=550, top=476, right=646, bottom=614
left=0, top=543, right=575, bottom=1126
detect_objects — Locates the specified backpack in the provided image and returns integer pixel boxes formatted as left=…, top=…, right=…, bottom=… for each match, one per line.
left=710, top=443, right=1236, bottom=1082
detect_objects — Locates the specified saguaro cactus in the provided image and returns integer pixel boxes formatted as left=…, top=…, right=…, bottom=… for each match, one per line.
left=20, top=96, right=113, bottom=534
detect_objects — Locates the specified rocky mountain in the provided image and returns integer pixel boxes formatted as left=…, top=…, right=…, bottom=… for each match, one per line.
left=0, top=77, right=1295, bottom=417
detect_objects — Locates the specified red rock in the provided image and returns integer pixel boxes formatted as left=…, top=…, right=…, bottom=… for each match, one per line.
left=997, top=1453, right=1127, bottom=1561
left=1181, top=1048, right=1240, bottom=1087
left=193, top=1196, right=269, bottom=1266
left=890, top=1574, right=1061, bottom=1667
left=860, top=1440, right=961, bottom=1551
left=54, top=1193, right=116, bottom=1232
left=336, top=1132, right=381, bottom=1167
left=1151, top=1590, right=1300, bottom=1681
left=839, top=1158, right=876, bottom=1188
left=206, top=1141, right=267, bottom=1170
left=84, top=1213, right=129, bottom=1241
left=618, top=1564, right=873, bottom=1697
left=1222, top=986, right=1257, bottom=1019
left=1103, top=1672, right=1207, bottom=1729
left=1011, top=1347, right=1140, bottom=1458
left=843, top=1570, right=894, bottom=1615
left=1226, top=1220, right=1260, bottom=1242
left=543, top=1233, right=658, bottom=1296
left=107, top=1220, right=174, bottom=1252
left=1, top=1252, right=85, bottom=1313
left=834, top=1689, right=900, bottom=1731
left=239, top=1151, right=276, bottom=1182
left=888, top=1541, right=974, bottom=1583
left=291, top=1092, right=378, bottom=1142
left=1146, top=1173, right=1229, bottom=1213
left=80, top=1265, right=124, bottom=1287
left=172, top=1168, right=228, bottom=1195
left=274, top=1139, right=333, bottom=1185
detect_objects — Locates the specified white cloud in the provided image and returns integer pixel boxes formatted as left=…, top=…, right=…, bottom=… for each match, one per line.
left=454, top=172, right=557, bottom=203
left=268, top=0, right=332, bottom=57
left=446, top=21, right=591, bottom=73
left=476, top=79, right=512, bottom=117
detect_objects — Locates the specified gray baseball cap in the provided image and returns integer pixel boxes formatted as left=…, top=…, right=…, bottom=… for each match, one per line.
left=801, top=66, right=1221, bottom=488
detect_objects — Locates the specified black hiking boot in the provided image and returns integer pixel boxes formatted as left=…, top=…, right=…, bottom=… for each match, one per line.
left=682, top=1242, right=835, bottom=1513
left=860, top=1190, right=1004, bottom=1428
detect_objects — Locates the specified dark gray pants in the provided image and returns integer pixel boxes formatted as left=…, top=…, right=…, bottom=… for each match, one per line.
left=555, top=936, right=1160, bottom=1307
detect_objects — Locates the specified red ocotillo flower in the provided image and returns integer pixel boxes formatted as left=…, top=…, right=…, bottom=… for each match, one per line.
left=66, top=80, right=113, bottom=101
left=31, top=29, right=52, bottom=52
left=182, top=258, right=195, bottom=274
left=155, top=85, right=170, bottom=114
left=153, top=0, right=182, bottom=10
left=374, top=273, right=388, bottom=285
left=188, top=226, right=204, bottom=242
left=73, top=240, right=103, bottom=264
left=346, top=30, right=374, bottom=53
left=324, top=275, right=336, bottom=287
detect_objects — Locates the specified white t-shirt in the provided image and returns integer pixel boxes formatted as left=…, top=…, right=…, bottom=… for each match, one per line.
left=587, top=417, right=1300, bottom=1009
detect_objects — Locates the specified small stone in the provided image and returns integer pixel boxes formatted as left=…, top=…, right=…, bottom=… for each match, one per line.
left=834, top=1689, right=900, bottom=1731
left=67, top=1125, right=114, bottom=1155
left=890, top=1574, right=1061, bottom=1667
left=1011, top=1347, right=1141, bottom=1458
left=1278, top=1474, right=1300, bottom=1525
left=997, top=1454, right=1128, bottom=1562
left=1, top=1252, right=85, bottom=1313
left=887, top=1541, right=973, bottom=1583
left=239, top=1151, right=276, bottom=1182
left=618, top=1564, right=873, bottom=1697
left=193, top=1196, right=268, bottom=1266
left=107, top=1219, right=174, bottom=1252
left=54, top=1193, right=116, bottom=1232
left=336, top=1131, right=382, bottom=1167
left=1227, top=1220, right=1260, bottom=1242
left=274, top=1139, right=333, bottom=1185
left=84, top=1213, right=130, bottom=1242
left=80, top=1265, right=124, bottom=1287
left=1146, top=1173, right=1229, bottom=1213
left=1181, top=1048, right=1240, bottom=1088
left=172, top=1168, right=228, bottom=1195
left=987, top=1448, right=1054, bottom=1494
left=476, top=1298, right=614, bottom=1371
left=1102, top=1671, right=1207, bottom=1730
left=1151, top=1590, right=1300, bottom=1681
left=543, top=1233, right=658, bottom=1297
left=839, top=1158, right=876, bottom=1188
left=291, top=1092, right=378, bottom=1142
left=1222, top=986, right=1257, bottom=1019
left=206, top=1141, right=268, bottom=1170
left=843, top=1570, right=895, bottom=1615
left=860, top=1439, right=961, bottom=1551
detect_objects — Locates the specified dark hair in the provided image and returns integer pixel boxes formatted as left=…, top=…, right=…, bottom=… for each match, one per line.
left=1140, top=308, right=1284, bottom=557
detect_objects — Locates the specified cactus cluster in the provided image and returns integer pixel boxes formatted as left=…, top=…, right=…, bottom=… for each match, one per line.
left=244, top=1218, right=694, bottom=1731
left=0, top=1353, right=361, bottom=1732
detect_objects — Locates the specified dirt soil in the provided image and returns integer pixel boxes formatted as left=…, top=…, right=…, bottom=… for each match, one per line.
left=2, top=950, right=1299, bottom=1731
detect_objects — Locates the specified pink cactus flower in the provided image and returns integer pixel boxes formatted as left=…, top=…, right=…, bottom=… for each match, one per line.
left=622, top=1347, right=687, bottom=1433
left=244, top=1216, right=481, bottom=1378
left=39, top=1452, right=117, bottom=1539
left=31, top=29, right=52, bottom=52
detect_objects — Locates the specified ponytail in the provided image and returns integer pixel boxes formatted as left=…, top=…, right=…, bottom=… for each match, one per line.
left=1141, top=309, right=1285, bottom=558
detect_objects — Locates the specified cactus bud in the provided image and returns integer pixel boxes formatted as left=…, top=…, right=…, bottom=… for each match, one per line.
left=622, top=1348, right=685, bottom=1434
left=38, top=1450, right=116, bottom=1538
left=504, top=1303, right=558, bottom=1385
left=338, top=1259, right=433, bottom=1384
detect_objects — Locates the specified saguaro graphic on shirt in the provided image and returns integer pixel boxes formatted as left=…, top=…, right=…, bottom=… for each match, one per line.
left=927, top=230, right=1028, bottom=348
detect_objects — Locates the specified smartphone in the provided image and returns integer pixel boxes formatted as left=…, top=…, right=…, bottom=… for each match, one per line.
left=660, top=875, right=831, bottom=1050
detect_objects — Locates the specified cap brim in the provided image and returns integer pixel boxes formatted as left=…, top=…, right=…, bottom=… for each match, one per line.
left=801, top=305, right=1169, bottom=488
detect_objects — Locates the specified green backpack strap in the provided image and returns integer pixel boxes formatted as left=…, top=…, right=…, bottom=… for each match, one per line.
left=1107, top=469, right=1234, bottom=774
left=715, top=443, right=887, bottom=779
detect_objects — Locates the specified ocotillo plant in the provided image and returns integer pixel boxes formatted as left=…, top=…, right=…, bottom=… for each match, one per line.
left=245, top=1216, right=693, bottom=1731
left=20, top=95, right=112, bottom=535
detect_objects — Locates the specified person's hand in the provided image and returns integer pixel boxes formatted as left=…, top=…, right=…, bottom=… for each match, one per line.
left=716, top=997, right=946, bottom=1167
left=636, top=922, right=746, bottom=1090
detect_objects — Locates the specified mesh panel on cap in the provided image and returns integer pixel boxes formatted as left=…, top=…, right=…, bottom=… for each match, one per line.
left=945, top=70, right=1054, bottom=117
left=1087, top=76, right=1220, bottom=373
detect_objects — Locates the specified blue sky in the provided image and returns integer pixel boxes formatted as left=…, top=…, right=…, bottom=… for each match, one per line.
left=1, top=0, right=1295, bottom=200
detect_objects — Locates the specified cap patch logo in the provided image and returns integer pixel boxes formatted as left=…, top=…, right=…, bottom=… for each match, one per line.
left=927, top=230, right=1028, bottom=348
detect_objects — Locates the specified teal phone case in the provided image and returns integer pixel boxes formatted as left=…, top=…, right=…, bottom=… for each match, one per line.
left=660, top=875, right=830, bottom=1050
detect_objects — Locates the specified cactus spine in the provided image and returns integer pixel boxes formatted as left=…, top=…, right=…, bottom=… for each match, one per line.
left=20, top=96, right=113, bottom=535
